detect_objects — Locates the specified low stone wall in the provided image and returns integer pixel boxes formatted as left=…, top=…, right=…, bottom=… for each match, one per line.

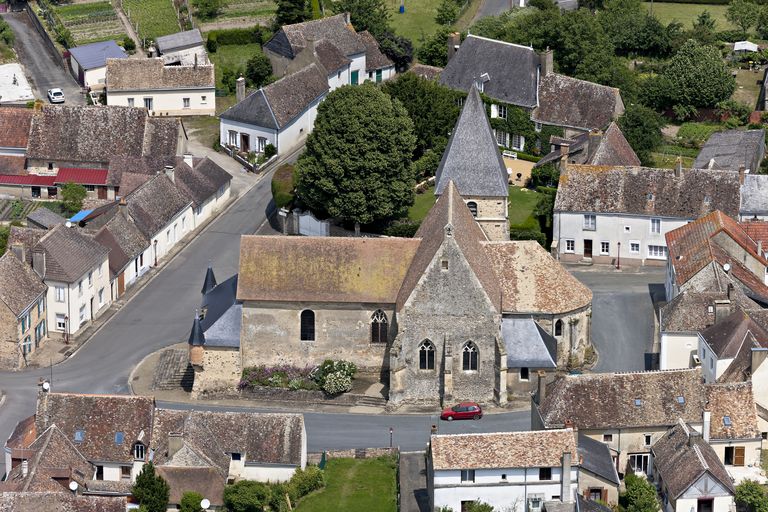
left=307, top=447, right=397, bottom=464
left=196, top=385, right=386, bottom=407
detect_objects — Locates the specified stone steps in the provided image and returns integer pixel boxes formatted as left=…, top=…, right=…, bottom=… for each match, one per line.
left=152, top=349, right=194, bottom=391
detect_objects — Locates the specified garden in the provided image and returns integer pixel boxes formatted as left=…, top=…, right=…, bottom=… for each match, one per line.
left=54, top=1, right=127, bottom=45
left=194, top=0, right=276, bottom=24
left=239, top=359, right=359, bottom=396
left=122, top=0, right=180, bottom=42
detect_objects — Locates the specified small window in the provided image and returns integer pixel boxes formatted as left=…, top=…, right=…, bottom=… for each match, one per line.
left=201, top=95, right=207, bottom=102
left=120, top=466, right=131, bottom=480
left=501, top=473, right=507, bottom=481
left=565, top=239, right=575, bottom=253
left=520, top=367, right=529, bottom=381
left=74, top=429, right=85, bottom=443
left=708, top=305, right=715, bottom=314
left=648, top=245, right=667, bottom=259
left=183, top=97, right=190, bottom=109
left=651, top=218, right=661, bottom=234
left=600, top=241, right=610, bottom=255
left=231, top=452, right=241, bottom=461
left=644, top=434, right=652, bottom=446
left=555, top=320, right=563, bottom=337
left=677, top=396, right=685, bottom=404
left=133, top=442, right=145, bottom=460
left=634, top=398, right=643, bottom=406
left=624, top=226, right=631, bottom=233
left=419, top=340, right=435, bottom=370
left=539, top=467, right=552, bottom=480
left=56, top=314, right=66, bottom=330
left=603, top=434, right=613, bottom=443
left=466, top=201, right=478, bottom=217
left=371, top=310, right=389, bottom=344
left=724, top=416, right=732, bottom=426
left=127, top=98, right=134, bottom=107
left=583, top=214, right=596, bottom=231
left=441, top=259, right=449, bottom=270
left=498, top=104, right=508, bottom=119
left=300, top=310, right=315, bottom=341
left=115, top=432, right=124, bottom=445
left=630, top=241, right=640, bottom=254
left=460, top=469, right=475, bottom=483
left=48, top=162, right=54, bottom=171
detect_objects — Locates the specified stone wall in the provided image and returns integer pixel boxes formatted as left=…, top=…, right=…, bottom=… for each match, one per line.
left=196, top=386, right=385, bottom=408
left=532, top=306, right=592, bottom=367
left=466, top=196, right=509, bottom=242
left=191, top=346, right=240, bottom=398
left=0, top=306, right=18, bottom=369
left=307, top=447, right=397, bottom=464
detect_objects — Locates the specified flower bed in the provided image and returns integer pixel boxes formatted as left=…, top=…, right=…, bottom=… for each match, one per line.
left=239, top=359, right=358, bottom=395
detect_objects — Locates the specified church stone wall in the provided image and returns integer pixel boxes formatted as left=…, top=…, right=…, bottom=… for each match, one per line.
left=463, top=197, right=509, bottom=241
left=240, top=302, right=395, bottom=372
left=531, top=306, right=592, bottom=367
left=191, top=346, right=241, bottom=398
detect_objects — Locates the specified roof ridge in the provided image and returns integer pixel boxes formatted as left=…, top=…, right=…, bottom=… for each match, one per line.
left=465, top=33, right=534, bottom=52
left=693, top=444, right=709, bottom=470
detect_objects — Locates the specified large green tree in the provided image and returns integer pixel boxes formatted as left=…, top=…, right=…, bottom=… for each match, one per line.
left=192, top=0, right=222, bottom=19
left=618, top=104, right=664, bottom=165
left=332, top=0, right=390, bottom=37
left=275, top=0, right=310, bottom=27
left=61, top=182, right=87, bottom=216
left=179, top=492, right=204, bottom=512
left=381, top=71, right=460, bottom=157
left=624, top=473, right=660, bottom=512
left=245, top=49, right=273, bottom=88
left=662, top=39, right=735, bottom=112
left=736, top=480, right=768, bottom=512
left=132, top=462, right=170, bottom=512
left=295, top=83, right=417, bottom=229
left=727, top=0, right=760, bottom=36
left=416, top=27, right=452, bottom=67
left=223, top=480, right=271, bottom=512
left=377, top=31, right=413, bottom=72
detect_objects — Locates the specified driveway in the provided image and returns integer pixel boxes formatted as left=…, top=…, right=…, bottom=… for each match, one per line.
left=1, top=11, right=84, bottom=104
left=571, top=267, right=666, bottom=372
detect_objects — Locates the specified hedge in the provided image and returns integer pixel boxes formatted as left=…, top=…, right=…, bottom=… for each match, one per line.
left=271, top=164, right=295, bottom=209
left=651, top=0, right=728, bottom=4
left=509, top=227, right=546, bottom=247
left=206, top=25, right=268, bottom=48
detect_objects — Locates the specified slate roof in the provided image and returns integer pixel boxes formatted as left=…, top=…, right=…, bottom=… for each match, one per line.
left=577, top=496, right=613, bottom=512
left=35, top=393, right=155, bottom=464
left=8, top=226, right=46, bottom=265
left=0, top=493, right=125, bottom=512
left=652, top=420, right=734, bottom=500
left=173, top=157, right=232, bottom=207
left=536, top=123, right=640, bottom=168
left=125, top=174, right=192, bottom=238
left=26, top=208, right=65, bottom=229
left=485, top=240, right=592, bottom=314
left=155, top=466, right=224, bottom=506
left=555, top=166, right=740, bottom=218
left=705, top=382, right=760, bottom=439
left=156, top=29, right=204, bottom=54
left=430, top=429, right=577, bottom=470
left=700, top=309, right=768, bottom=359
left=659, top=289, right=757, bottom=332
left=32, top=225, right=109, bottom=283
left=151, top=409, right=305, bottom=477
left=93, top=211, right=149, bottom=277
left=577, top=434, right=619, bottom=485
left=359, top=30, right=393, bottom=71
left=397, top=181, right=502, bottom=312
left=693, top=129, right=765, bottom=172
left=27, top=106, right=182, bottom=164
left=435, top=85, right=509, bottom=198
left=439, top=35, right=539, bottom=108
left=220, top=63, right=328, bottom=130
left=537, top=369, right=705, bottom=429
left=311, top=39, right=350, bottom=74
left=106, top=58, right=214, bottom=91
left=0, top=106, right=32, bottom=147
left=740, top=174, right=768, bottom=216
left=264, top=13, right=366, bottom=59
left=199, top=273, right=241, bottom=347
left=69, top=40, right=127, bottom=71
left=501, top=317, right=557, bottom=368
left=666, top=210, right=766, bottom=287
left=238, top=236, right=420, bottom=304
left=409, top=63, right=442, bottom=81
left=532, top=73, right=623, bottom=131
left=0, top=252, right=46, bottom=318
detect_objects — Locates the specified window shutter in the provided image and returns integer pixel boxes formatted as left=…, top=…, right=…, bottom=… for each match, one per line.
left=490, top=104, right=498, bottom=118
left=601, top=489, right=608, bottom=502
left=735, top=447, right=745, bottom=466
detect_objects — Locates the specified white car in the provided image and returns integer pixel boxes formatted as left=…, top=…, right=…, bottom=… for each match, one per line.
left=47, top=88, right=65, bottom=103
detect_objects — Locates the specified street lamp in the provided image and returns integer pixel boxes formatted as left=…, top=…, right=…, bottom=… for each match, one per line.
left=389, top=427, right=393, bottom=448
left=153, top=239, right=158, bottom=267
left=64, top=315, right=69, bottom=344
left=616, top=242, right=621, bottom=270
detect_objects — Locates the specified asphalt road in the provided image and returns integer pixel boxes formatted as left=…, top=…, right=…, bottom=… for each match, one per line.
left=570, top=268, right=665, bottom=372
left=1, top=11, right=84, bottom=104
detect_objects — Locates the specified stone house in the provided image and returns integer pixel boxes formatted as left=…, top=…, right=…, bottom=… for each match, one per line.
left=0, top=252, right=47, bottom=369
left=68, top=40, right=127, bottom=88
left=105, top=58, right=216, bottom=116
left=577, top=434, right=620, bottom=505
left=652, top=421, right=736, bottom=512
left=693, top=129, right=765, bottom=174
left=553, top=165, right=740, bottom=266
left=535, top=122, right=640, bottom=173
left=358, top=30, right=395, bottom=82
left=219, top=63, right=328, bottom=156
left=155, top=29, right=208, bottom=67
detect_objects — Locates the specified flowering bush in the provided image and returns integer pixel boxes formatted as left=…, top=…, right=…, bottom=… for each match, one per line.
left=312, top=359, right=357, bottom=386
left=322, top=371, right=353, bottom=395
left=238, top=365, right=317, bottom=391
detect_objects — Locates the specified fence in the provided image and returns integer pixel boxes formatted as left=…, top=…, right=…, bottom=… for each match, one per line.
left=24, top=3, right=66, bottom=70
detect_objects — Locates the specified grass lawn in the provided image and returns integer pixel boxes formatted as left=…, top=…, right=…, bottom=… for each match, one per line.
left=208, top=43, right=262, bottom=88
left=387, top=0, right=441, bottom=46
left=122, top=0, right=180, bottom=41
left=408, top=185, right=436, bottom=222
left=642, top=2, right=733, bottom=30
left=652, top=153, right=695, bottom=168
left=733, top=68, right=763, bottom=108
left=296, top=457, right=397, bottom=512
left=508, top=185, right=541, bottom=228
left=183, top=95, right=238, bottom=148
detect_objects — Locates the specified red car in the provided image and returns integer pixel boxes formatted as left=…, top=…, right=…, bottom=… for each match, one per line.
left=440, top=402, right=483, bottom=421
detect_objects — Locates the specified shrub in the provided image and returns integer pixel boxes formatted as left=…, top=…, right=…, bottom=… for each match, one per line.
left=238, top=364, right=317, bottom=390
left=271, top=164, right=295, bottom=209
left=223, top=480, right=271, bottom=512
left=122, top=35, right=136, bottom=52
left=206, top=26, right=265, bottom=46
left=322, top=371, right=353, bottom=395
left=289, top=466, right=325, bottom=497
left=676, top=122, right=723, bottom=148
left=313, top=359, right=357, bottom=385
left=412, top=149, right=441, bottom=178
left=179, top=491, right=204, bottom=512
left=206, top=33, right=218, bottom=53
left=383, top=221, right=420, bottom=237
left=716, top=99, right=752, bottom=126
left=264, top=143, right=277, bottom=159
left=509, top=227, right=546, bottom=247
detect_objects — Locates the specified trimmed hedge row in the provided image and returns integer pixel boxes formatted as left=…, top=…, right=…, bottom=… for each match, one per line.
left=206, top=25, right=269, bottom=51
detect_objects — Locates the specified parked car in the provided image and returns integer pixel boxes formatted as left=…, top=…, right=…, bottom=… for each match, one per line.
left=47, top=88, right=65, bottom=104
left=440, top=402, right=482, bottom=421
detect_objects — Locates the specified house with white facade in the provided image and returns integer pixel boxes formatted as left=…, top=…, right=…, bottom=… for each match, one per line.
left=155, top=29, right=208, bottom=66
left=173, top=156, right=233, bottom=228
left=68, top=40, right=127, bottom=88
left=28, top=224, right=111, bottom=338
left=359, top=30, right=395, bottom=82
left=652, top=420, right=736, bottom=512
left=428, top=429, right=581, bottom=512
left=219, top=63, right=328, bottom=155
left=106, top=58, right=215, bottom=116
left=553, top=165, right=741, bottom=266
left=284, top=38, right=351, bottom=91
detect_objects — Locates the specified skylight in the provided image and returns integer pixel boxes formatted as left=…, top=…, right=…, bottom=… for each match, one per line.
left=677, top=396, right=685, bottom=404
left=723, top=416, right=732, bottom=426
left=115, top=432, right=124, bottom=445
left=74, top=429, right=85, bottom=443
left=634, top=399, right=642, bottom=407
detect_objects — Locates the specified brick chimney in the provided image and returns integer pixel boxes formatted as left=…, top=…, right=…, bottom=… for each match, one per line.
left=559, top=142, right=570, bottom=171
left=447, top=32, right=461, bottom=62
left=236, top=76, right=246, bottom=103
left=539, top=47, right=553, bottom=77
left=164, top=165, right=175, bottom=184
left=739, top=165, right=746, bottom=185
left=674, top=157, right=682, bottom=178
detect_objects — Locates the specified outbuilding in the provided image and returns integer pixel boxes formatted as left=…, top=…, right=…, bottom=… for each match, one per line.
left=68, top=40, right=127, bottom=87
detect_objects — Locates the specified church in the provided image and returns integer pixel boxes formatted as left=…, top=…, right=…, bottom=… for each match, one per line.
left=188, top=86, right=593, bottom=406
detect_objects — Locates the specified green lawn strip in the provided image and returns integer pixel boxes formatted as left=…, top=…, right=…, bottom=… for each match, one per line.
left=651, top=153, right=695, bottom=168
left=657, top=144, right=700, bottom=158
left=55, top=1, right=116, bottom=20
left=642, top=2, right=733, bottom=30
left=508, top=185, right=541, bottom=228
left=296, top=457, right=397, bottom=512
left=408, top=185, right=436, bottom=222
left=184, top=95, right=238, bottom=147
left=208, top=43, right=262, bottom=88
left=388, top=0, right=441, bottom=47
left=733, top=68, right=762, bottom=108
left=122, top=0, right=180, bottom=41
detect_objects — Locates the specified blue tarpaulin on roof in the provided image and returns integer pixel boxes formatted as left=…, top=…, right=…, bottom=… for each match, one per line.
left=69, top=210, right=93, bottom=223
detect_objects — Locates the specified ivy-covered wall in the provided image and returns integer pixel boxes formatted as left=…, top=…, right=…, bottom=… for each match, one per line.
left=478, top=93, right=563, bottom=155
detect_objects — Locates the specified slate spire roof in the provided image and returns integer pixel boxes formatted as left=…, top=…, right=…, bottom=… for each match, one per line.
left=201, top=264, right=217, bottom=295
left=435, top=85, right=509, bottom=198
left=188, top=314, right=205, bottom=346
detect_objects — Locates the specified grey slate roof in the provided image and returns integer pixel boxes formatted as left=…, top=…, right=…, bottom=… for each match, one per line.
left=577, top=434, right=619, bottom=485
left=156, top=29, right=204, bottom=54
left=26, top=208, right=65, bottom=229
left=264, top=13, right=366, bottom=59
left=532, top=73, right=623, bottom=131
left=502, top=317, right=557, bottom=368
left=199, top=273, right=241, bottom=348
left=536, top=122, right=640, bottom=168
left=693, top=129, right=765, bottom=172
left=359, top=30, right=393, bottom=71
left=93, top=210, right=149, bottom=277
left=311, top=39, right=351, bottom=74
left=173, top=157, right=232, bottom=207
left=201, top=265, right=217, bottom=295
left=435, top=85, right=509, bottom=198
left=439, top=35, right=539, bottom=108
left=32, top=224, right=108, bottom=283
left=125, top=174, right=192, bottom=238
left=220, top=63, right=328, bottom=130
left=69, top=40, right=127, bottom=70
left=741, top=174, right=768, bottom=215
left=0, top=252, right=46, bottom=318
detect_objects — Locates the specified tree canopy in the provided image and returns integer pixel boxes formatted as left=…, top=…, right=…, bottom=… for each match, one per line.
left=736, top=480, right=768, bottom=512
left=295, top=83, right=417, bottom=227
left=332, top=0, right=390, bottom=37
left=61, top=182, right=87, bottom=216
left=192, top=0, right=222, bottom=19
left=275, top=0, right=310, bottom=27
left=223, top=480, right=271, bottom=512
left=618, top=104, right=664, bottom=165
left=624, top=473, right=660, bottom=512
left=416, top=27, right=452, bottom=67
left=179, top=492, right=204, bottom=512
left=726, top=0, right=760, bottom=36
left=245, top=49, right=273, bottom=88
left=132, top=462, right=170, bottom=512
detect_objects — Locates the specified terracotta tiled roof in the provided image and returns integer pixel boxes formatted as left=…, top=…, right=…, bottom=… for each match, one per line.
left=532, top=73, right=622, bottom=131
left=431, top=429, right=577, bottom=470
left=705, top=382, right=760, bottom=440
left=0, top=107, right=32, bottom=148
left=0, top=493, right=125, bottom=512
left=106, top=58, right=214, bottom=91
left=739, top=220, right=768, bottom=247
left=237, top=235, right=420, bottom=304
left=538, top=369, right=705, bottom=429
left=651, top=420, right=734, bottom=500
left=0, top=252, right=46, bottom=318
left=484, top=240, right=592, bottom=314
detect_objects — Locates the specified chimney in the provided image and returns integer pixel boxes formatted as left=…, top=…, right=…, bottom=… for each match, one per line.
left=183, top=153, right=194, bottom=168
left=539, top=47, right=553, bottom=77
left=559, top=143, right=570, bottom=171
left=164, top=165, right=175, bottom=184
left=536, top=370, right=547, bottom=404
left=168, top=432, right=183, bottom=459
left=739, top=165, right=746, bottom=185
left=674, top=157, right=682, bottom=178
left=236, top=76, right=246, bottom=103
left=703, top=410, right=711, bottom=443
left=447, top=32, right=461, bottom=62
left=561, top=451, right=572, bottom=502
left=32, top=251, right=46, bottom=278
left=194, top=52, right=198, bottom=69
left=10, top=243, right=25, bottom=264
left=727, top=283, right=734, bottom=300
left=21, top=459, right=28, bottom=478
left=344, top=12, right=351, bottom=25
left=714, top=299, right=730, bottom=324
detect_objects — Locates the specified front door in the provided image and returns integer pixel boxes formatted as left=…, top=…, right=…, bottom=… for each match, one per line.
left=698, top=499, right=713, bottom=512
left=31, top=187, right=40, bottom=198
left=584, top=239, right=593, bottom=258
left=117, top=273, right=125, bottom=297
left=97, top=186, right=107, bottom=199
left=240, top=133, right=250, bottom=152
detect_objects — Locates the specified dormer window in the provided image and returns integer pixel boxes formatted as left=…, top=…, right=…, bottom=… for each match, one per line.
left=74, top=429, right=85, bottom=443
left=231, top=452, right=241, bottom=461
left=133, top=442, right=145, bottom=461
left=676, top=396, right=685, bottom=405
left=634, top=399, right=642, bottom=407
left=724, top=416, right=732, bottom=427
left=115, top=432, right=124, bottom=445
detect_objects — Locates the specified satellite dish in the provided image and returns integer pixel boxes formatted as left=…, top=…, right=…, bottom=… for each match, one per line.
left=65, top=221, right=72, bottom=228
left=42, top=381, right=50, bottom=391
left=69, top=481, right=78, bottom=491
left=200, top=499, right=211, bottom=510
left=723, top=263, right=732, bottom=273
